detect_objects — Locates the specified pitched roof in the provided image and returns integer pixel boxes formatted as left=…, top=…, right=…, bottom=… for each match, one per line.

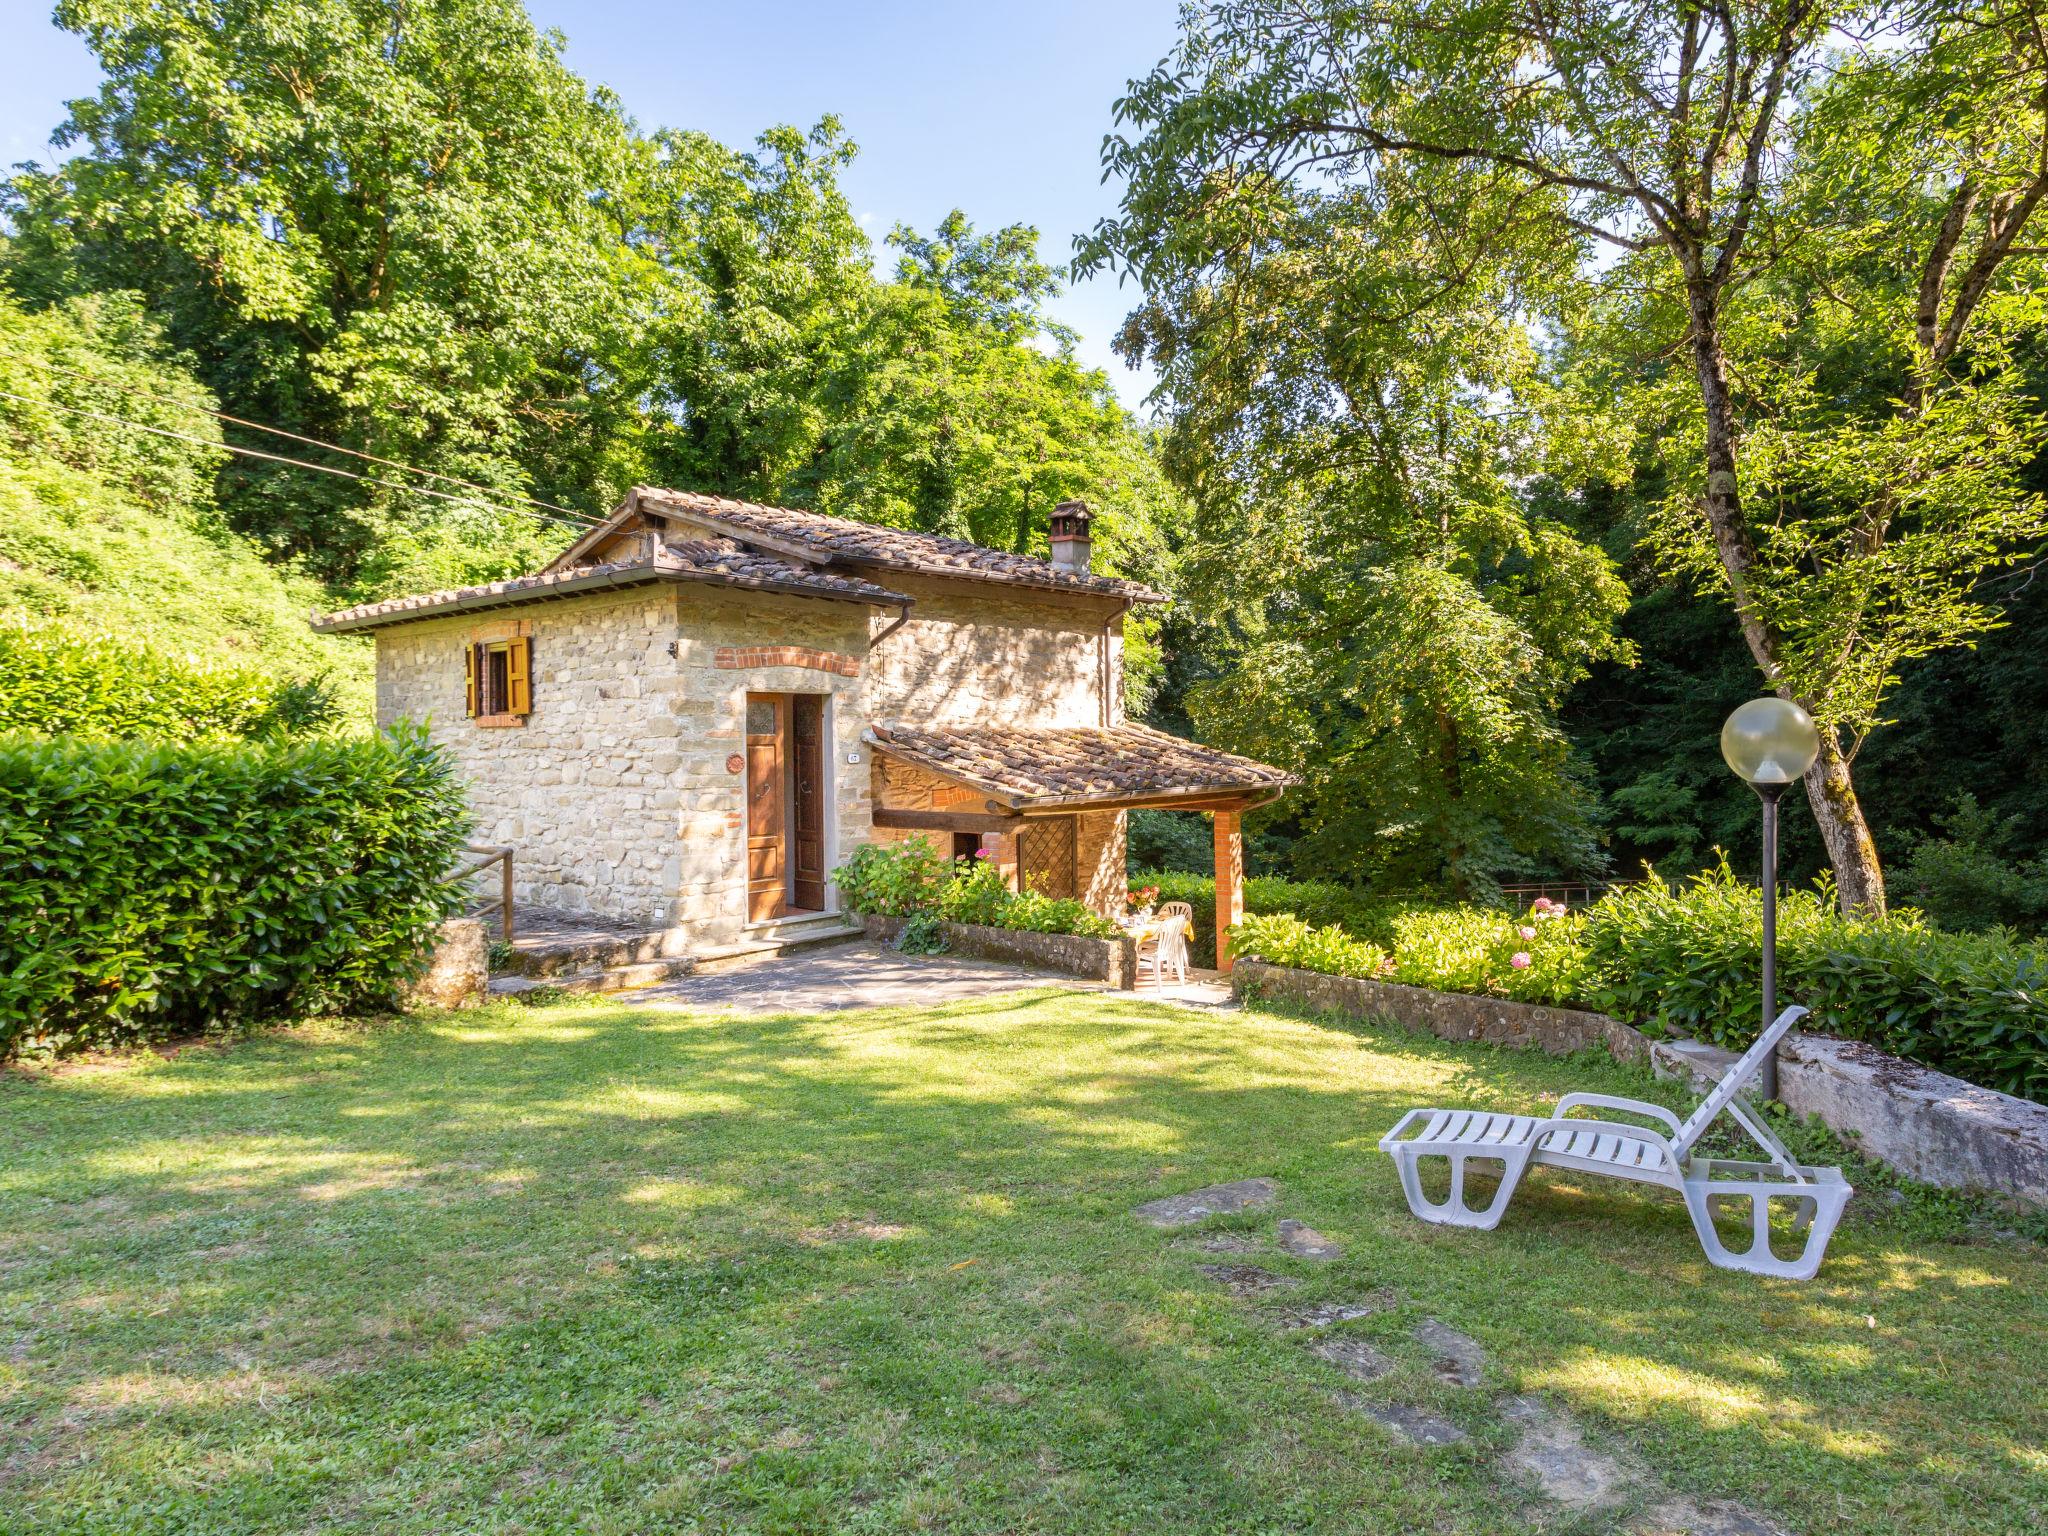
left=863, top=720, right=1297, bottom=809
left=310, top=540, right=911, bottom=634
left=627, top=488, right=1165, bottom=603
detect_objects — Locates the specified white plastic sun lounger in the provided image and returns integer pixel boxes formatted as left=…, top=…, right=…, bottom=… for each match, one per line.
left=1378, top=1006, right=1851, bottom=1280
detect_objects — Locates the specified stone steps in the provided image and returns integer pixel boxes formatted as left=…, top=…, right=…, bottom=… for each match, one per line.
left=692, top=916, right=863, bottom=975
left=502, top=930, right=685, bottom=979
left=488, top=958, right=694, bottom=1001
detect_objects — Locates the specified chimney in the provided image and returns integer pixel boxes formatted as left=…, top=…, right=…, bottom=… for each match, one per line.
left=1049, top=499, right=1094, bottom=574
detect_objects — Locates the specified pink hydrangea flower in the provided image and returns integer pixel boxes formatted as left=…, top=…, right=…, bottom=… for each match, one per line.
left=1518, top=925, right=1537, bottom=941
left=1531, top=897, right=1554, bottom=913
left=1510, top=951, right=1532, bottom=970
left=975, top=847, right=993, bottom=859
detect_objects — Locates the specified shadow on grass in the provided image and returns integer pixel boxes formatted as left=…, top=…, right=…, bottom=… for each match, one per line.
left=1, top=988, right=2042, bottom=1533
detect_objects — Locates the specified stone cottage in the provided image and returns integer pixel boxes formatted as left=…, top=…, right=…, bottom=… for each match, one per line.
left=313, top=488, right=1294, bottom=966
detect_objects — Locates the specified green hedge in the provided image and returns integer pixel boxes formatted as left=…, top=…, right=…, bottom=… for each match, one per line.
left=1133, top=870, right=1414, bottom=967
left=0, top=622, right=336, bottom=741
left=1229, top=869, right=2048, bottom=1102
left=0, top=725, right=471, bottom=1057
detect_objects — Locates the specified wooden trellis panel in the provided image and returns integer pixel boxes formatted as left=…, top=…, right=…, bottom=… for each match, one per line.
left=1017, top=817, right=1078, bottom=900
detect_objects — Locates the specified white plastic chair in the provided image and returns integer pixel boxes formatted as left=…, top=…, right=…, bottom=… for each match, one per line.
left=1138, top=912, right=1190, bottom=988
left=1377, top=1006, right=1851, bottom=1280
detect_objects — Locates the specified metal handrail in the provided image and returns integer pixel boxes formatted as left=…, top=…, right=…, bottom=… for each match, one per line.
left=443, top=844, right=514, bottom=943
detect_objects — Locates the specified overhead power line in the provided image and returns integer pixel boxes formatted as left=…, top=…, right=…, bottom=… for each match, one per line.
left=0, top=387, right=606, bottom=538
left=0, top=348, right=605, bottom=527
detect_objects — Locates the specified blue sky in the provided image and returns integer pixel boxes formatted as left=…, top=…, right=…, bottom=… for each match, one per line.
left=0, top=0, right=1183, bottom=407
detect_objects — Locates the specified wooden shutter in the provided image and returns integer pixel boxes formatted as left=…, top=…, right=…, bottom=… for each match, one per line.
left=505, top=637, right=531, bottom=716
left=465, top=643, right=478, bottom=717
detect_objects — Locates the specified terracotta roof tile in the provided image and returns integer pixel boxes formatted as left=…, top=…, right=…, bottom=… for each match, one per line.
left=641, top=488, right=1165, bottom=603
left=864, top=720, right=1296, bottom=807
left=311, top=543, right=909, bottom=633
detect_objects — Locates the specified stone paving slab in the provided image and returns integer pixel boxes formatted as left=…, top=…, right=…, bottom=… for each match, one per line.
left=1498, top=1395, right=1632, bottom=1511
left=1341, top=1396, right=1469, bottom=1446
left=1196, top=1263, right=1300, bottom=1297
left=1132, top=1177, right=1280, bottom=1228
left=1275, top=1219, right=1343, bottom=1261
left=1415, top=1318, right=1488, bottom=1388
left=1270, top=1296, right=1395, bottom=1332
left=1312, top=1337, right=1395, bottom=1383
left=1634, top=1498, right=1793, bottom=1536
left=629, top=941, right=1069, bottom=1014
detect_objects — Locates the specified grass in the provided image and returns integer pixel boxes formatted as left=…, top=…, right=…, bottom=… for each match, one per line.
left=1, top=989, right=2043, bottom=1534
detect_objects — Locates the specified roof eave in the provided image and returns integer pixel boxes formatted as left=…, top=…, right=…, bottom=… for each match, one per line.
left=860, top=727, right=1296, bottom=812
left=841, top=558, right=1165, bottom=605
left=312, top=561, right=911, bottom=634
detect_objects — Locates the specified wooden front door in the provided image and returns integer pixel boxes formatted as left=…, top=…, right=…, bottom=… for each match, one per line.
left=745, top=693, right=788, bottom=922
left=790, top=694, right=826, bottom=911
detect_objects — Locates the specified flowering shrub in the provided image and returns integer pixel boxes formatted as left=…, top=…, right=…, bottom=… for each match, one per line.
left=833, top=838, right=1118, bottom=940
left=1380, top=902, right=1593, bottom=1005
left=1227, top=862, right=2048, bottom=1101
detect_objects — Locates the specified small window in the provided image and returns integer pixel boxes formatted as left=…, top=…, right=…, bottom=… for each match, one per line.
left=466, top=635, right=531, bottom=724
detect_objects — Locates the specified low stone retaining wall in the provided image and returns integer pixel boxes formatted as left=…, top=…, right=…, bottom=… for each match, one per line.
left=402, top=918, right=488, bottom=1010
left=862, top=915, right=1137, bottom=989
left=1232, top=960, right=1650, bottom=1066
left=1234, top=958, right=2048, bottom=1211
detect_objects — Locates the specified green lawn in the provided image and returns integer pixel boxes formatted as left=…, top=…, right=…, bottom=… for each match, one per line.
left=2, top=989, right=2042, bottom=1534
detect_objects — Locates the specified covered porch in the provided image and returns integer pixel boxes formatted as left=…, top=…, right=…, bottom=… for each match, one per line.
left=862, top=720, right=1296, bottom=972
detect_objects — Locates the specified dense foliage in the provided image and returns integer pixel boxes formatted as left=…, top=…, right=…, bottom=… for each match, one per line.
left=0, top=623, right=335, bottom=740
left=0, top=725, right=471, bottom=1057
left=833, top=840, right=1117, bottom=939
left=1231, top=913, right=1389, bottom=981
left=1090, top=0, right=2048, bottom=911
left=0, top=290, right=373, bottom=720
left=4, top=6, right=1180, bottom=608
left=1232, top=873, right=2048, bottom=1101
left=4, top=0, right=2044, bottom=943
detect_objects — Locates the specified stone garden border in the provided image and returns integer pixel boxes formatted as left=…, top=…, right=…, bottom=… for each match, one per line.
left=862, top=914, right=1137, bottom=989
left=1233, top=958, right=2048, bottom=1212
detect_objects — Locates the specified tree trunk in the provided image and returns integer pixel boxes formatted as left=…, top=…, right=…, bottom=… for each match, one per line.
left=1684, top=276, right=1888, bottom=916
left=1803, top=725, right=1887, bottom=916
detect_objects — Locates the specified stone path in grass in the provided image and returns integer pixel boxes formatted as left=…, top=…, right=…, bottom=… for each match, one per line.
left=1134, top=1179, right=1794, bottom=1535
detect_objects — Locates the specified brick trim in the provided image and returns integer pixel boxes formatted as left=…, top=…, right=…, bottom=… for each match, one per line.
left=713, top=644, right=860, bottom=678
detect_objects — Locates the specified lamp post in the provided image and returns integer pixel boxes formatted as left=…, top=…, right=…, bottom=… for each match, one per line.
left=1719, top=697, right=1822, bottom=1098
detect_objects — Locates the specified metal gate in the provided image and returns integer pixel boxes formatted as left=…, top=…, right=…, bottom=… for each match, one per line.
left=1017, top=816, right=1078, bottom=900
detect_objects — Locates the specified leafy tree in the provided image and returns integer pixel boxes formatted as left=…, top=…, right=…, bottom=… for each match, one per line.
left=889, top=210, right=1076, bottom=345
left=630, top=120, right=876, bottom=500
left=7, top=0, right=652, bottom=589
left=1087, top=0, right=2048, bottom=913
left=1081, top=11, right=1633, bottom=894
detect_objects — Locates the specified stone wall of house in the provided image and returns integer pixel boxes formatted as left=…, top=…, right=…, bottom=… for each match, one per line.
left=374, top=565, right=1136, bottom=941
left=375, top=581, right=874, bottom=940
left=862, top=573, right=1125, bottom=728
left=667, top=586, right=874, bottom=944
left=374, top=584, right=687, bottom=927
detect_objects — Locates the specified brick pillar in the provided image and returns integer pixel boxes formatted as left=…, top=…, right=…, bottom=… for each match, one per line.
left=1213, top=808, right=1244, bottom=974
